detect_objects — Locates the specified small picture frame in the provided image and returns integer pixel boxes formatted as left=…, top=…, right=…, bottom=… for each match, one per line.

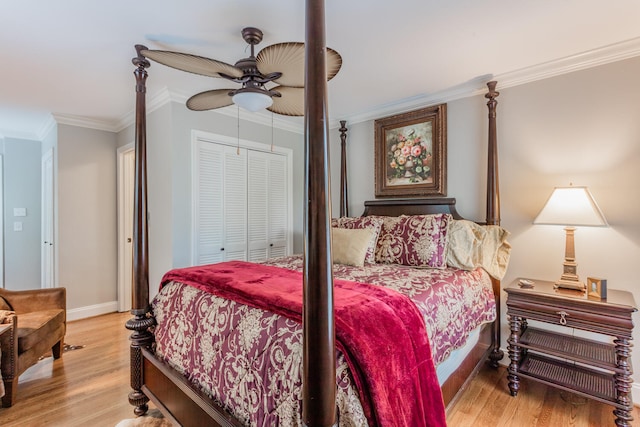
left=587, top=277, right=607, bottom=301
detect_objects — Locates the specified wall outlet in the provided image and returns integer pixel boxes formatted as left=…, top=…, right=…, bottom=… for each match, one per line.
left=13, top=221, right=23, bottom=232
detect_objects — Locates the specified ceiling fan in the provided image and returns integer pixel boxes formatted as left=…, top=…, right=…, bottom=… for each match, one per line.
left=140, top=27, right=342, bottom=116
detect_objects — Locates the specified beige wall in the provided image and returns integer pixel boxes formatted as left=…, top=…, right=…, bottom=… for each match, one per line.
left=332, top=56, right=640, bottom=388
left=57, top=124, right=118, bottom=312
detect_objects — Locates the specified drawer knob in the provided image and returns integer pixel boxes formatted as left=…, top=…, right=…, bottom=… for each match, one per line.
left=557, top=311, right=569, bottom=325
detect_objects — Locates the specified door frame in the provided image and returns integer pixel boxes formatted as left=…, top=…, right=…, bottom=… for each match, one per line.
left=41, top=148, right=55, bottom=288
left=117, top=143, right=135, bottom=312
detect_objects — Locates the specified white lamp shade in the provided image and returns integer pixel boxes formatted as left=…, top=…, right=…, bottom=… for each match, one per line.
left=534, top=186, right=608, bottom=227
left=232, top=91, right=273, bottom=112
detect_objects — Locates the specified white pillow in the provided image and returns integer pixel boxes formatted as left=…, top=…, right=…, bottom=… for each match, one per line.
left=331, top=227, right=376, bottom=267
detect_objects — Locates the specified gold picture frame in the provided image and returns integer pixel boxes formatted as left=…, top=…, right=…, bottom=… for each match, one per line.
left=587, top=277, right=607, bottom=301
left=374, top=104, right=447, bottom=197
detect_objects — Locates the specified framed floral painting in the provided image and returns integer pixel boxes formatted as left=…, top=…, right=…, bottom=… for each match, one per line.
left=374, top=103, right=447, bottom=197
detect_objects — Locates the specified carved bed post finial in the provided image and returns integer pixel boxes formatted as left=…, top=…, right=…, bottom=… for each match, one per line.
left=339, top=120, right=349, bottom=218
left=125, top=45, right=155, bottom=417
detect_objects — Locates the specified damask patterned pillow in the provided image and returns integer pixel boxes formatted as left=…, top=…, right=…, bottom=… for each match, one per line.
left=374, top=214, right=452, bottom=268
left=331, top=216, right=384, bottom=264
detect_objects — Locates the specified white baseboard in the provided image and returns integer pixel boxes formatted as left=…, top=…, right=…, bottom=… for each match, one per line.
left=66, top=301, right=118, bottom=322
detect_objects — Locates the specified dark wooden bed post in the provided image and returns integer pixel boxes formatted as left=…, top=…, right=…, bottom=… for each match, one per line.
left=125, top=44, right=155, bottom=416
left=303, top=0, right=337, bottom=426
left=485, top=80, right=504, bottom=368
left=339, top=120, right=349, bottom=217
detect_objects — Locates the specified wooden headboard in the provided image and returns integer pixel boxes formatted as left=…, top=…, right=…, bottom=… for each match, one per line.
left=362, top=197, right=463, bottom=219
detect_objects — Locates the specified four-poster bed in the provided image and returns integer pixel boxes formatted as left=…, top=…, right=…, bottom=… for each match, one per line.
left=126, top=2, right=505, bottom=425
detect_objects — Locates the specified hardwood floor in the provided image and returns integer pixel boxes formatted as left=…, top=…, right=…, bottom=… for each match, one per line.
left=0, top=312, right=138, bottom=427
left=447, top=361, right=640, bottom=427
left=0, top=311, right=637, bottom=426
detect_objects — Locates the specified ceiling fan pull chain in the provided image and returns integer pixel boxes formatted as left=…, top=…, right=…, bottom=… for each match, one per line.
left=237, top=105, right=241, bottom=155
left=271, top=111, right=275, bottom=152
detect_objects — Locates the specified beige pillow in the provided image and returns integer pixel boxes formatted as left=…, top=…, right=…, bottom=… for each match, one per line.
left=446, top=219, right=512, bottom=279
left=332, top=227, right=376, bottom=267
left=446, top=220, right=486, bottom=270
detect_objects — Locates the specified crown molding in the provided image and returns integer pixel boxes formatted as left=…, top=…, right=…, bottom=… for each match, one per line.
left=0, top=127, right=40, bottom=141
left=114, top=86, right=176, bottom=131
left=53, top=113, right=120, bottom=133
left=494, top=36, right=640, bottom=90
left=37, top=115, right=58, bottom=140
left=333, top=36, right=640, bottom=128
left=114, top=87, right=304, bottom=134
left=8, top=37, right=639, bottom=137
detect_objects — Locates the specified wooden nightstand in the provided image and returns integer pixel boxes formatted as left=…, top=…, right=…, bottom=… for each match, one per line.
left=505, top=278, right=637, bottom=427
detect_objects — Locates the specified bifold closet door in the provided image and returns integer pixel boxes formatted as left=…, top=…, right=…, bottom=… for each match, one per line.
left=194, top=142, right=247, bottom=264
left=247, top=150, right=288, bottom=261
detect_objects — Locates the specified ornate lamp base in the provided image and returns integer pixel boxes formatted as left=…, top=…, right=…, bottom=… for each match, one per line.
left=554, top=227, right=586, bottom=291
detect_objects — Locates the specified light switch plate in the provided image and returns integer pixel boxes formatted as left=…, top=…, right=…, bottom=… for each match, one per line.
left=13, top=221, right=23, bottom=232
left=13, top=208, right=26, bottom=217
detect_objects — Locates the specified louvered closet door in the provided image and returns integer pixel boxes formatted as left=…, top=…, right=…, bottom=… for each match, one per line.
left=266, top=153, right=288, bottom=258
left=195, top=142, right=247, bottom=264
left=222, top=147, right=248, bottom=261
left=247, top=150, right=289, bottom=261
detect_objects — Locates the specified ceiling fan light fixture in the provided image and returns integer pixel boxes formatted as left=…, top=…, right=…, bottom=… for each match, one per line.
left=232, top=89, right=273, bottom=112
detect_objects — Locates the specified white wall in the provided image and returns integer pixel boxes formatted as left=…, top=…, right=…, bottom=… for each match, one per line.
left=332, top=56, right=640, bottom=389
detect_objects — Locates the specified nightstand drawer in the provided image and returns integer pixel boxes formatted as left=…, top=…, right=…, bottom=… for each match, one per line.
left=507, top=300, right=631, bottom=336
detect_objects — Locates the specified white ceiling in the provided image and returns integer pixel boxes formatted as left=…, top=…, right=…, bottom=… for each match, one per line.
left=2, top=0, right=640, bottom=139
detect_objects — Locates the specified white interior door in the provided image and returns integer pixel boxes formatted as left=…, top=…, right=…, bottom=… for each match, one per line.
left=117, top=145, right=135, bottom=312
left=193, top=142, right=247, bottom=264
left=41, top=148, right=54, bottom=288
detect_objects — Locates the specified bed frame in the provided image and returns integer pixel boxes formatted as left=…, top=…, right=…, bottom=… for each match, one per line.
left=126, top=1, right=503, bottom=425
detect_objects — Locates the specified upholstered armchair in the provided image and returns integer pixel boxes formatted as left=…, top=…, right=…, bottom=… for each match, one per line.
left=0, top=287, right=66, bottom=407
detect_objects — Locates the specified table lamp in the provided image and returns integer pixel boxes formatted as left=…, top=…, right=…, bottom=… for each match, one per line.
left=533, top=186, right=607, bottom=290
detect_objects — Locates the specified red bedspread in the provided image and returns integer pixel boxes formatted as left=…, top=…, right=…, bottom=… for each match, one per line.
left=161, top=261, right=446, bottom=427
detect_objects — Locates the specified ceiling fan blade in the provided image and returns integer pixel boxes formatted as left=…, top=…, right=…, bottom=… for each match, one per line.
left=268, top=86, right=304, bottom=116
left=141, top=49, right=243, bottom=79
left=186, top=89, right=234, bottom=111
left=256, top=43, right=342, bottom=88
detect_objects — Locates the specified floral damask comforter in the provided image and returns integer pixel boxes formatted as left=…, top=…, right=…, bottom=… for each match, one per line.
left=151, top=256, right=495, bottom=426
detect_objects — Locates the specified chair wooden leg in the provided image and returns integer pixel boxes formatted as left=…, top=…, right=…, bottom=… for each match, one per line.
left=1, top=377, right=17, bottom=407
left=52, top=340, right=63, bottom=359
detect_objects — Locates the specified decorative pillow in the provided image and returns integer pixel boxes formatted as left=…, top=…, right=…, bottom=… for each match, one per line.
left=375, top=214, right=452, bottom=268
left=331, top=216, right=384, bottom=264
left=446, top=220, right=486, bottom=270
left=446, top=219, right=512, bottom=279
left=331, top=227, right=376, bottom=267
